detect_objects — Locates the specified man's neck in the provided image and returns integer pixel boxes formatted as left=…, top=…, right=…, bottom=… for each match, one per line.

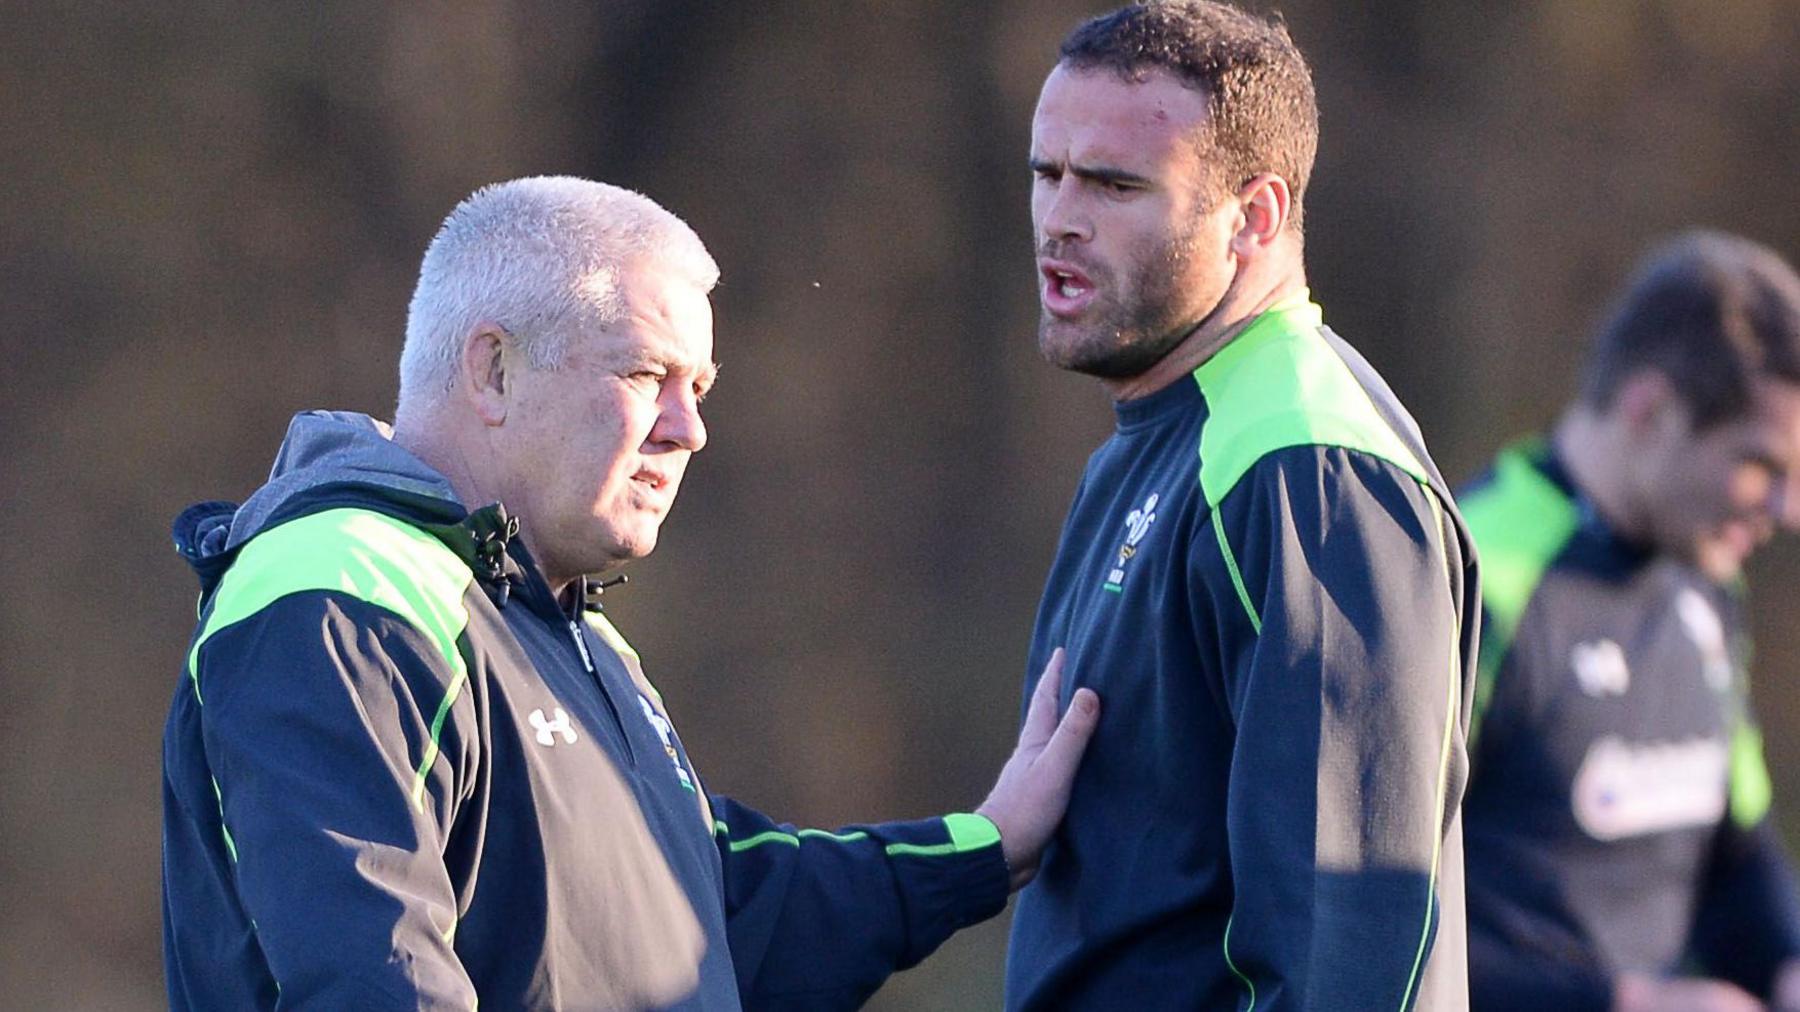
left=392, top=409, right=494, bottom=517
left=1551, top=409, right=1649, bottom=542
left=1102, top=251, right=1307, bottom=402
left=394, top=408, right=589, bottom=599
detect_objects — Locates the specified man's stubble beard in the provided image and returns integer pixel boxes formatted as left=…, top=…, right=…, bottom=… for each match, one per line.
left=1037, top=226, right=1215, bottom=381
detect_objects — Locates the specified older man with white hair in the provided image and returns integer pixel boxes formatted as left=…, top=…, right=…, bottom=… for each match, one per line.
left=163, top=176, right=1098, bottom=1010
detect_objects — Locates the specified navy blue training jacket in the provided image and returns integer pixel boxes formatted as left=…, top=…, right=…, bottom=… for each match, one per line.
left=163, top=410, right=1008, bottom=1010
left=1006, top=294, right=1481, bottom=1011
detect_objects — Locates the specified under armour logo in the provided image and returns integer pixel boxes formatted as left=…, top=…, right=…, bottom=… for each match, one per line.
left=529, top=707, right=577, bottom=746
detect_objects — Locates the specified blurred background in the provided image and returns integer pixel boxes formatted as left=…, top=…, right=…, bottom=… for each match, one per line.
left=4, top=1, right=1799, bottom=1008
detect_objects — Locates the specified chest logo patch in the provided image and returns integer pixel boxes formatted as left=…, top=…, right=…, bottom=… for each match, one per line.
left=639, top=694, right=696, bottom=793
left=1674, top=588, right=1733, bottom=692
left=1571, top=638, right=1630, bottom=697
left=1571, top=735, right=1728, bottom=840
left=530, top=707, right=578, bottom=747
left=1104, top=492, right=1160, bottom=592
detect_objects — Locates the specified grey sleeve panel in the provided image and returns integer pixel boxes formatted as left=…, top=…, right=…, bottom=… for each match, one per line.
left=197, top=592, right=478, bottom=1008
left=1208, top=445, right=1470, bottom=1011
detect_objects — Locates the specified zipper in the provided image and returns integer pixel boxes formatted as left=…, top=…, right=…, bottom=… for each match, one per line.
left=487, top=515, right=640, bottom=767
left=569, top=619, right=596, bottom=671
left=569, top=616, right=637, bottom=765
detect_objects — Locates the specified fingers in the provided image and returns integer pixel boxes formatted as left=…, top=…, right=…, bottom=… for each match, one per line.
left=1033, top=686, right=1100, bottom=793
left=1019, top=647, right=1066, bottom=749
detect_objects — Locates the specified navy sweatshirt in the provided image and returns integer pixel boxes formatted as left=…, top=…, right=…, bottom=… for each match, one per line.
left=1459, top=439, right=1800, bottom=1008
left=1005, top=295, right=1481, bottom=1011
left=163, top=411, right=1008, bottom=1010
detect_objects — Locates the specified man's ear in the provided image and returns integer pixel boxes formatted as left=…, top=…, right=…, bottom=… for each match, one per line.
left=1614, top=369, right=1685, bottom=439
left=460, top=323, right=512, bottom=427
left=1228, top=173, right=1292, bottom=258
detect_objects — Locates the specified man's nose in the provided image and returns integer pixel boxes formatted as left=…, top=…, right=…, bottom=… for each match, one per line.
left=655, top=387, right=707, bottom=453
left=1038, top=181, right=1091, bottom=244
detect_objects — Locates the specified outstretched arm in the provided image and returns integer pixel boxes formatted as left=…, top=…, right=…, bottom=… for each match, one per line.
left=715, top=649, right=1099, bottom=1009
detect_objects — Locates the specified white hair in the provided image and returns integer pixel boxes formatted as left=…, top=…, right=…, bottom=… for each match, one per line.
left=397, top=175, right=719, bottom=410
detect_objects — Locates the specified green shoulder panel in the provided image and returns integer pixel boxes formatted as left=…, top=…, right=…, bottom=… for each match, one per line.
left=1191, top=293, right=1430, bottom=510
left=1458, top=442, right=1579, bottom=670
left=187, top=507, right=475, bottom=812
left=1457, top=440, right=1580, bottom=739
left=189, top=508, right=474, bottom=691
left=1192, top=293, right=1434, bottom=639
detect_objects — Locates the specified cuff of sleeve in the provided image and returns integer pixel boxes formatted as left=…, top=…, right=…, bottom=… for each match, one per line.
left=885, top=813, right=1010, bottom=967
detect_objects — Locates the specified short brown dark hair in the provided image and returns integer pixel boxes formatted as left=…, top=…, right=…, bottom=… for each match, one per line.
left=1580, top=231, right=1800, bottom=428
left=1058, top=1, right=1319, bottom=229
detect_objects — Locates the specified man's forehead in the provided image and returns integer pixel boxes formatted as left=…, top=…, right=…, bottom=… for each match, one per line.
left=1032, top=64, right=1210, bottom=146
left=563, top=271, right=713, bottom=374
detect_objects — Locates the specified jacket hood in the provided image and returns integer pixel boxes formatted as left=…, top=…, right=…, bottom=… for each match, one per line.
left=173, top=410, right=467, bottom=580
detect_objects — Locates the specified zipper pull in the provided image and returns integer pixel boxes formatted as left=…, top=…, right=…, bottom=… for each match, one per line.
left=568, top=620, right=596, bottom=673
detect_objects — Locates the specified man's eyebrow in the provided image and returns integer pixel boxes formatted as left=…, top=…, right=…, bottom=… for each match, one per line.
left=1027, top=157, right=1151, bottom=187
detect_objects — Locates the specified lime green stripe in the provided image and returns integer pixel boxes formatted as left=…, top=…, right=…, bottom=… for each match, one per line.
left=1730, top=721, right=1774, bottom=829
left=211, top=776, right=239, bottom=863
left=712, top=821, right=872, bottom=852
left=189, top=508, right=474, bottom=815
left=1192, top=291, right=1428, bottom=510
left=711, top=814, right=999, bottom=857
left=731, top=830, right=803, bottom=851
left=1398, top=491, right=1460, bottom=1012
left=1459, top=440, right=1579, bottom=743
left=411, top=673, right=470, bottom=811
left=1222, top=914, right=1256, bottom=1011
left=1213, top=511, right=1263, bottom=634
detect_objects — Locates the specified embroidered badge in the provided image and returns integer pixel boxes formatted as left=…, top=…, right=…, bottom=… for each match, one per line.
left=639, top=694, right=695, bottom=792
left=1104, top=492, right=1159, bottom=593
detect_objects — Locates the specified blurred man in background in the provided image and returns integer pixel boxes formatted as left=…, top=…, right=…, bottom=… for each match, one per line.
left=1004, top=3, right=1479, bottom=1009
left=163, top=175, right=1098, bottom=1009
left=1459, top=231, right=1800, bottom=1012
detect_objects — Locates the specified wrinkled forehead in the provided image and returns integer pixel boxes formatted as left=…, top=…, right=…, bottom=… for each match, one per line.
left=592, top=258, right=716, bottom=367
left=1031, top=64, right=1211, bottom=158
